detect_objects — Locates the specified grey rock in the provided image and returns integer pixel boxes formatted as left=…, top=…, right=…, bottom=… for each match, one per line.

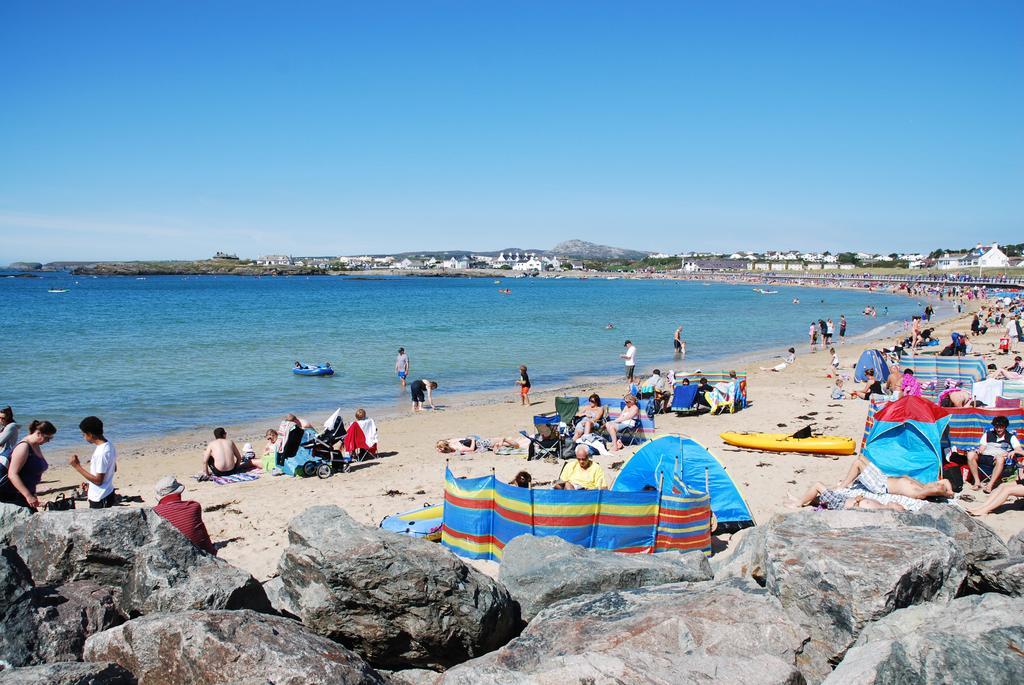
left=965, top=556, right=1024, bottom=597
left=1009, top=527, right=1024, bottom=556
left=8, top=508, right=268, bottom=616
left=442, top=578, right=810, bottom=685
left=262, top=576, right=299, bottom=618
left=278, top=505, right=517, bottom=670
left=0, top=662, right=136, bottom=685
left=824, top=593, right=1024, bottom=684
left=31, top=582, right=126, bottom=663
left=498, top=534, right=712, bottom=621
left=384, top=670, right=443, bottom=685
left=896, top=502, right=1007, bottom=566
left=0, top=504, right=31, bottom=544
left=0, top=548, right=37, bottom=667
left=710, top=524, right=767, bottom=584
left=763, top=510, right=967, bottom=681
left=83, top=609, right=383, bottom=685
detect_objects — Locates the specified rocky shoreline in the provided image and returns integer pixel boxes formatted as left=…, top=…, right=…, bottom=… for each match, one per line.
left=1, top=499, right=1021, bottom=684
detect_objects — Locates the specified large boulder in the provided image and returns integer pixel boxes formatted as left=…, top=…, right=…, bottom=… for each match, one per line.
left=498, top=534, right=712, bottom=621
left=710, top=525, right=767, bottom=584
left=278, top=505, right=517, bottom=670
left=442, top=578, right=810, bottom=685
left=964, top=556, right=1024, bottom=597
left=0, top=504, right=31, bottom=544
left=83, top=610, right=383, bottom=685
left=0, top=548, right=37, bottom=667
left=8, top=508, right=268, bottom=616
left=763, top=510, right=967, bottom=681
left=1009, top=527, right=1024, bottom=556
left=895, top=502, right=1007, bottom=566
left=262, top=576, right=299, bottom=618
left=0, top=662, right=136, bottom=684
left=824, top=593, right=1024, bottom=683
left=31, top=582, right=126, bottom=663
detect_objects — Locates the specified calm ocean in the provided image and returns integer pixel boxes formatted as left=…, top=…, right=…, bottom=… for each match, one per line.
left=2, top=272, right=929, bottom=447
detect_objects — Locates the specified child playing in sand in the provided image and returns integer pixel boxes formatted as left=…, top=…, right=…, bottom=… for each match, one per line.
left=261, top=429, right=279, bottom=472
left=762, top=348, right=796, bottom=372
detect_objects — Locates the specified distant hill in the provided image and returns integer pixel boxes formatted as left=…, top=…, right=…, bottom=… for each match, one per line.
left=550, top=240, right=649, bottom=260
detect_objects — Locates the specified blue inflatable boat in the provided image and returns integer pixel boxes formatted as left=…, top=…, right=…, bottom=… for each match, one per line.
left=293, top=363, right=334, bottom=377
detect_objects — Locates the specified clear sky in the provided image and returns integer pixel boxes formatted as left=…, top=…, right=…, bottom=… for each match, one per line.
left=2, top=1, right=1021, bottom=261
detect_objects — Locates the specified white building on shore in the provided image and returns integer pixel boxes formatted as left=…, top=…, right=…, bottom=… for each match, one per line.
left=937, top=243, right=1010, bottom=270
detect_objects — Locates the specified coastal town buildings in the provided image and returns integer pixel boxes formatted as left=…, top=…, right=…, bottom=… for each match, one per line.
left=937, top=243, right=1010, bottom=270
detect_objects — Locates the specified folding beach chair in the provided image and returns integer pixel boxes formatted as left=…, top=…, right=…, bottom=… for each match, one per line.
left=554, top=396, right=581, bottom=427
left=521, top=414, right=564, bottom=461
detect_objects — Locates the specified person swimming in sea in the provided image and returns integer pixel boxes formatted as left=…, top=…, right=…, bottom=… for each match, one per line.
left=606, top=323, right=615, bottom=329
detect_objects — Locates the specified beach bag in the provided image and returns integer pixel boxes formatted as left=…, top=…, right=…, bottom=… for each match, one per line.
left=45, top=493, right=76, bottom=511
left=942, top=461, right=964, bottom=493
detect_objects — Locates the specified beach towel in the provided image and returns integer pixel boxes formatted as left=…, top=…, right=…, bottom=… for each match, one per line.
left=355, top=418, right=378, bottom=448
left=210, top=470, right=261, bottom=485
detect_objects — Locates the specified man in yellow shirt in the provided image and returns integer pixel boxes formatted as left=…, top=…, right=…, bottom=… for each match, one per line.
left=554, top=446, right=608, bottom=490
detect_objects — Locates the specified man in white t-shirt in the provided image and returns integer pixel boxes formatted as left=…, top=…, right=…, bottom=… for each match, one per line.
left=69, top=416, right=117, bottom=508
left=621, top=340, right=637, bottom=382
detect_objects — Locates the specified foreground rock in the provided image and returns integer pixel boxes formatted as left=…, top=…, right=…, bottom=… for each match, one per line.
left=278, top=506, right=517, bottom=670
left=443, top=578, right=810, bottom=684
left=0, top=662, right=135, bottom=685
left=824, top=593, right=1024, bottom=683
left=763, top=510, right=966, bottom=681
left=896, top=502, right=1007, bottom=566
left=498, top=534, right=713, bottom=621
left=83, top=610, right=383, bottom=685
left=0, top=548, right=37, bottom=666
left=965, top=557, right=1024, bottom=597
left=9, top=508, right=268, bottom=616
left=0, top=503, right=31, bottom=544
left=31, top=582, right=126, bottom=663
left=1009, top=527, right=1024, bottom=556
left=710, top=525, right=767, bottom=584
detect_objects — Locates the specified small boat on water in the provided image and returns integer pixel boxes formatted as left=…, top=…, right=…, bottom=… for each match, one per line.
left=293, top=362, right=334, bottom=377
left=47, top=288, right=69, bottom=293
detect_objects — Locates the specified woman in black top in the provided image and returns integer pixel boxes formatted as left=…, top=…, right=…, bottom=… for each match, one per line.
left=849, top=369, right=883, bottom=400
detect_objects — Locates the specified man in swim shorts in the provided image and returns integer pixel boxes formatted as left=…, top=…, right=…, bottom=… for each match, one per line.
left=395, top=347, right=410, bottom=387
left=202, top=427, right=243, bottom=478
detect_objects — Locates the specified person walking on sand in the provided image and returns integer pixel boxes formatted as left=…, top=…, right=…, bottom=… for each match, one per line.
left=395, top=348, right=410, bottom=388
left=839, top=314, right=847, bottom=343
left=621, top=340, right=637, bottom=382
left=808, top=322, right=818, bottom=351
left=411, top=378, right=438, bottom=411
left=516, top=365, right=531, bottom=406
left=826, top=318, right=835, bottom=345
left=673, top=326, right=683, bottom=356
left=69, top=416, right=117, bottom=509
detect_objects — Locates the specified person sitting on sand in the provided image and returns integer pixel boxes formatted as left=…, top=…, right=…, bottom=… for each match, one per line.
left=606, top=394, right=641, bottom=451
left=153, top=475, right=216, bottom=555
left=762, top=348, right=796, bottom=373
left=968, top=472, right=1024, bottom=517
left=554, top=446, right=608, bottom=490
left=792, top=482, right=907, bottom=512
left=436, top=435, right=531, bottom=454
left=849, top=368, right=883, bottom=400
left=510, top=471, right=532, bottom=488
left=991, top=356, right=1024, bottom=380
left=261, top=429, right=279, bottom=472
left=966, top=416, right=1024, bottom=493
left=573, top=394, right=607, bottom=440
left=837, top=455, right=954, bottom=500
left=201, top=427, right=243, bottom=478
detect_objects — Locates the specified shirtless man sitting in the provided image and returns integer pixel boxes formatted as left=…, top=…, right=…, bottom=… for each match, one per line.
left=202, top=427, right=243, bottom=478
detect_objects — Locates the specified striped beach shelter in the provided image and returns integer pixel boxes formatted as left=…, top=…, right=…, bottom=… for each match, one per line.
left=900, top=355, right=988, bottom=396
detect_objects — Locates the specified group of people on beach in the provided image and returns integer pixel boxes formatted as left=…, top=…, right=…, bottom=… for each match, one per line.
left=808, top=315, right=846, bottom=351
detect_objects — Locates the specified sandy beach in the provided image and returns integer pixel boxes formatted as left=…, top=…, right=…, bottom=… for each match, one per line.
left=30, top=296, right=1024, bottom=581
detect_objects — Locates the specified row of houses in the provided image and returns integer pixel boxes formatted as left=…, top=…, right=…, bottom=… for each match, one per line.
left=935, top=243, right=1020, bottom=270
left=681, top=259, right=860, bottom=273
left=255, top=252, right=573, bottom=272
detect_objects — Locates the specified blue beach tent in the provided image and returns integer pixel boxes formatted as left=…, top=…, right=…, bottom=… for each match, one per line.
left=855, top=349, right=890, bottom=383
left=862, top=396, right=948, bottom=483
left=613, top=435, right=754, bottom=533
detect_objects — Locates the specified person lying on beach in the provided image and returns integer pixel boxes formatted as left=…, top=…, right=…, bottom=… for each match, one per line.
left=837, top=455, right=954, bottom=500
left=791, top=482, right=907, bottom=511
left=510, top=471, right=532, bottom=488
left=762, top=348, right=797, bottom=373
left=968, top=474, right=1024, bottom=516
left=849, top=368, right=883, bottom=400
left=554, top=446, right=608, bottom=490
left=201, top=427, right=243, bottom=478
left=573, top=394, right=607, bottom=440
left=153, top=475, right=216, bottom=555
left=938, top=381, right=972, bottom=408
left=606, top=394, right=641, bottom=451
left=436, top=435, right=531, bottom=454
left=966, top=416, right=1024, bottom=493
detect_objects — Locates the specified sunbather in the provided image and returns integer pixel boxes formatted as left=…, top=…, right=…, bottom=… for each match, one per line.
left=554, top=446, right=607, bottom=490
left=606, top=394, right=641, bottom=451
left=201, top=427, right=243, bottom=478
left=762, top=348, right=796, bottom=372
left=436, top=435, right=530, bottom=454
left=573, top=394, right=606, bottom=440
left=792, top=482, right=907, bottom=511
left=968, top=476, right=1024, bottom=516
left=837, top=455, right=954, bottom=499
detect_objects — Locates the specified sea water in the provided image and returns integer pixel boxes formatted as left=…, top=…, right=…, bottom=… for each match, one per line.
left=1, top=272, right=929, bottom=447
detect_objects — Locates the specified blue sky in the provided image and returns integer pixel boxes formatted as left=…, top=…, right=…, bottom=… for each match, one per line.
left=1, top=1, right=1021, bottom=261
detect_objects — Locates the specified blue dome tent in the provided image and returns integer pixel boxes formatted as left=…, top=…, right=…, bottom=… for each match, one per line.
left=855, top=349, right=890, bottom=383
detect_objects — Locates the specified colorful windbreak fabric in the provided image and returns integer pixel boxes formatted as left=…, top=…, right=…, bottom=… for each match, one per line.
left=440, top=468, right=711, bottom=562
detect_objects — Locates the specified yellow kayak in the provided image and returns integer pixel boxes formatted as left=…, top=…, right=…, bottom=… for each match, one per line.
left=720, top=432, right=856, bottom=456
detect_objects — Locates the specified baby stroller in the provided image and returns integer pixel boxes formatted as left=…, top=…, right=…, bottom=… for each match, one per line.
left=300, top=408, right=354, bottom=478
